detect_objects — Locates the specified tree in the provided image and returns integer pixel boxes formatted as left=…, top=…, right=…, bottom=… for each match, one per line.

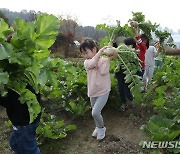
left=29, top=10, right=37, bottom=21
left=57, top=17, right=78, bottom=57
left=0, top=11, right=10, bottom=25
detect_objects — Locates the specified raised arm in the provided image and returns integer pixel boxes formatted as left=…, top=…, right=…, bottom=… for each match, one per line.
left=84, top=46, right=110, bottom=70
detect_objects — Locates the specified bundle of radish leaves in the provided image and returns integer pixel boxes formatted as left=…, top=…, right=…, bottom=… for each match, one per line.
left=104, top=44, right=143, bottom=101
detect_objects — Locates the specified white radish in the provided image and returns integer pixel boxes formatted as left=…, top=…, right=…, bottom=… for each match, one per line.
left=103, top=47, right=118, bottom=57
left=130, top=21, right=139, bottom=28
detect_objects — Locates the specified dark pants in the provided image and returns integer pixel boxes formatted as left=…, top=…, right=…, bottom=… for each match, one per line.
left=137, top=69, right=145, bottom=78
left=9, top=121, right=40, bottom=154
left=115, top=71, right=133, bottom=104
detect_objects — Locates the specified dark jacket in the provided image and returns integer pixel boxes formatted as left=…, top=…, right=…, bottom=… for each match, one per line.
left=0, top=86, right=41, bottom=126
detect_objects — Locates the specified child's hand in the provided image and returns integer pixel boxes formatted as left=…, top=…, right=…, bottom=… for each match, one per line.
left=99, top=46, right=112, bottom=54
left=154, top=42, right=162, bottom=52
left=102, top=47, right=118, bottom=59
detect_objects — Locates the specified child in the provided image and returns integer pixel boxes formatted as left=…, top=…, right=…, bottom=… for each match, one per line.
left=80, top=38, right=117, bottom=140
left=143, top=42, right=161, bottom=90
left=131, top=24, right=149, bottom=77
left=115, top=38, right=136, bottom=112
left=116, top=31, right=149, bottom=111
left=0, top=85, right=41, bottom=154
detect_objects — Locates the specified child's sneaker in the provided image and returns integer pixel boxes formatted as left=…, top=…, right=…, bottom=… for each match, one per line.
left=119, top=103, right=128, bottom=112
left=92, top=127, right=98, bottom=137
left=129, top=100, right=135, bottom=108
left=97, top=127, right=106, bottom=140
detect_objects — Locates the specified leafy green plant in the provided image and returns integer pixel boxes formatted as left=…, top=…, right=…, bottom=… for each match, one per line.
left=155, top=30, right=171, bottom=45
left=115, top=44, right=143, bottom=101
left=129, top=12, right=159, bottom=39
left=0, top=14, right=60, bottom=123
left=38, top=57, right=90, bottom=117
left=96, top=21, right=133, bottom=47
left=36, top=112, right=77, bottom=144
left=4, top=120, right=12, bottom=128
left=140, top=56, right=180, bottom=153
left=141, top=115, right=180, bottom=141
left=67, top=98, right=90, bottom=117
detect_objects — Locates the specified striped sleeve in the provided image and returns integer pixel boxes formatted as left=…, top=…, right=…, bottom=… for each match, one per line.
left=135, top=36, right=142, bottom=44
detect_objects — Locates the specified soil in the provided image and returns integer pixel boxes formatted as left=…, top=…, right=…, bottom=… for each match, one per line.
left=0, top=104, right=154, bottom=154
left=40, top=105, right=153, bottom=154
left=0, top=106, right=12, bottom=154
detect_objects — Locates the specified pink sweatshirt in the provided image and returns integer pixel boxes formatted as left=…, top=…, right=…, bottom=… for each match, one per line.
left=84, top=57, right=111, bottom=97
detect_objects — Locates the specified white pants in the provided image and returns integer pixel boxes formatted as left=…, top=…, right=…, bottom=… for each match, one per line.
left=143, top=66, right=154, bottom=86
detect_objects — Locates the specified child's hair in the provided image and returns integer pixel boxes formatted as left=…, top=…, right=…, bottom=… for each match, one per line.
left=123, top=37, right=136, bottom=48
left=140, top=34, right=149, bottom=49
left=80, top=38, right=99, bottom=53
left=113, top=42, right=118, bottom=48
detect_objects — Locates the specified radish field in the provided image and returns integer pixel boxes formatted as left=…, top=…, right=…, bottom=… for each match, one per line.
left=0, top=13, right=179, bottom=154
